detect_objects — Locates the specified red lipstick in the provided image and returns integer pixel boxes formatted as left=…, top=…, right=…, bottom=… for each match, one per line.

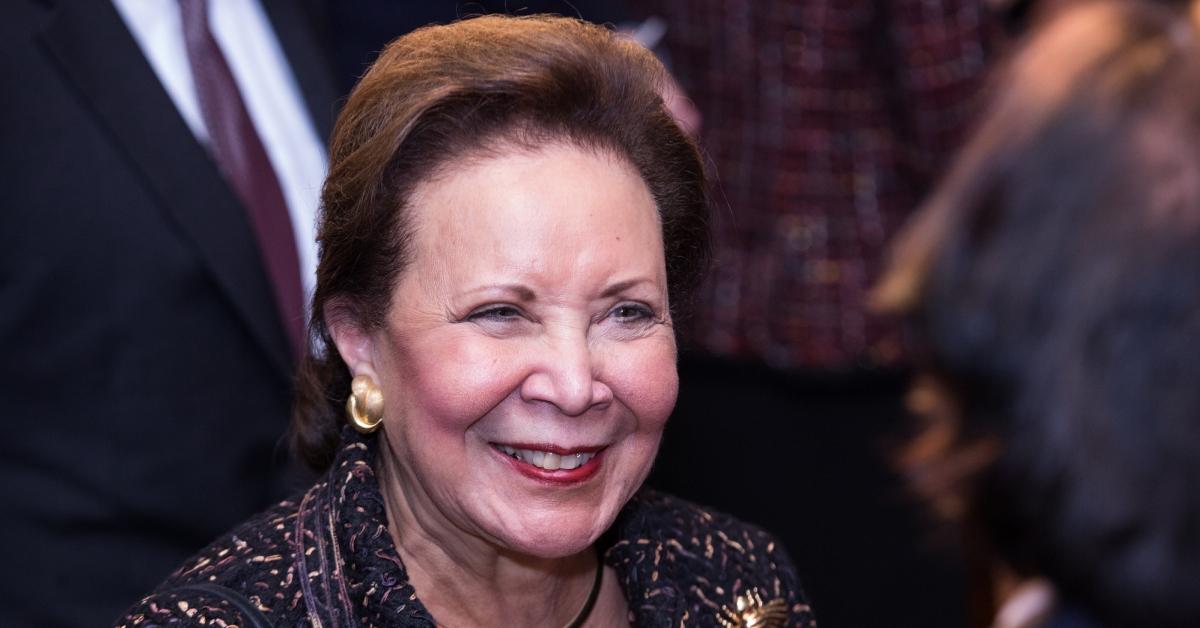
left=490, top=443, right=605, bottom=485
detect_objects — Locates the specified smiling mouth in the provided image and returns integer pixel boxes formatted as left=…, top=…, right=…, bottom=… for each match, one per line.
left=493, top=445, right=599, bottom=471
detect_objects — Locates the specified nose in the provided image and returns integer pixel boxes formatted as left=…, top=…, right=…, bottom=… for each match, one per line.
left=519, top=330, right=613, bottom=416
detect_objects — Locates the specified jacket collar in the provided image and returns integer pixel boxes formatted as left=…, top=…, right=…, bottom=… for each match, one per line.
left=293, top=430, right=434, bottom=626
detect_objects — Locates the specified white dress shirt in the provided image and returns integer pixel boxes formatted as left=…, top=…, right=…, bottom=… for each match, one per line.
left=111, top=0, right=327, bottom=303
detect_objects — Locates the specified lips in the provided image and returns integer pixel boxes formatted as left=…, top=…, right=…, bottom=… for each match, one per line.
left=494, top=445, right=598, bottom=470
left=490, top=442, right=605, bottom=484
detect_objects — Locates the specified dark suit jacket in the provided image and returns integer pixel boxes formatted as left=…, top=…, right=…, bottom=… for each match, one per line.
left=116, top=430, right=817, bottom=627
left=0, top=1, right=338, bottom=625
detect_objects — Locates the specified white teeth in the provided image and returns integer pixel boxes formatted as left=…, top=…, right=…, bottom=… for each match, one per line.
left=495, top=445, right=597, bottom=471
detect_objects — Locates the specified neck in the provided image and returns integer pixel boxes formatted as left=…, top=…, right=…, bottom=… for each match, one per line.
left=375, top=439, right=602, bottom=627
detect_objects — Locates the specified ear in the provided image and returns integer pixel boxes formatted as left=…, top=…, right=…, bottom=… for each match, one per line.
left=325, top=299, right=381, bottom=384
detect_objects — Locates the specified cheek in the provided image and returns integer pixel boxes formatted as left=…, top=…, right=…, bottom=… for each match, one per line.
left=391, top=333, right=521, bottom=434
left=613, top=338, right=679, bottom=433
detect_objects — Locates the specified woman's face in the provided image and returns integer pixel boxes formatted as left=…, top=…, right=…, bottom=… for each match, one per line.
left=342, top=142, right=678, bottom=558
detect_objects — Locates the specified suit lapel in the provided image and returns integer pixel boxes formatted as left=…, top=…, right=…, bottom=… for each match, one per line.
left=37, top=0, right=295, bottom=379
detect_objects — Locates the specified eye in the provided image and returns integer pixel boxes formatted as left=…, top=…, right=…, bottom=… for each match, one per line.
left=467, top=304, right=524, bottom=322
left=608, top=302, right=655, bottom=324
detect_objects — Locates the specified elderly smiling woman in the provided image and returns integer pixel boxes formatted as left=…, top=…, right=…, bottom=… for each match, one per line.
left=117, top=15, right=814, bottom=628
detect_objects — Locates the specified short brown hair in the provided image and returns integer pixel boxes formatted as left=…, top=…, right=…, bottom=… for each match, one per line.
left=293, top=15, right=710, bottom=471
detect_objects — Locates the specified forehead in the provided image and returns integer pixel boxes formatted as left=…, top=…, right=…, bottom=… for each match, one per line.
left=404, top=142, right=664, bottom=271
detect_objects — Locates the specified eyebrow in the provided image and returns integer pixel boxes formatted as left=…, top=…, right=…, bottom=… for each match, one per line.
left=468, top=278, right=656, bottom=301
left=483, top=284, right=537, bottom=301
left=600, top=278, right=654, bottom=299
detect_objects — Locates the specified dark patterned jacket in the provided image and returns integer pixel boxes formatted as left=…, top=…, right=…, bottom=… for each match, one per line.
left=116, top=432, right=816, bottom=627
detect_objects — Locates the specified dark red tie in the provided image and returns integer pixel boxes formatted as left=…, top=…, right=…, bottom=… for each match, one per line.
left=179, top=0, right=305, bottom=359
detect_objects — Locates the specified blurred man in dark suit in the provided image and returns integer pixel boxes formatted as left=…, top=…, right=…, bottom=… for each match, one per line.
left=0, top=1, right=337, bottom=624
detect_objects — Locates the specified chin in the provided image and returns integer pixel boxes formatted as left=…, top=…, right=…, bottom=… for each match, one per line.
left=493, top=507, right=615, bottom=559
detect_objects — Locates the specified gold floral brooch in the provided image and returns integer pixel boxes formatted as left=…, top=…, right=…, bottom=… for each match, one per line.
left=716, top=587, right=789, bottom=628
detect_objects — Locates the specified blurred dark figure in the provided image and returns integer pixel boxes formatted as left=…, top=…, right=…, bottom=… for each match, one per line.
left=0, top=1, right=336, bottom=625
left=636, top=1, right=1002, bottom=625
left=877, top=1, right=1200, bottom=626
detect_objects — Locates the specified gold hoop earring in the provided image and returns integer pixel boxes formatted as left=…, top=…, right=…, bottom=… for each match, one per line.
left=346, top=374, right=384, bottom=434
